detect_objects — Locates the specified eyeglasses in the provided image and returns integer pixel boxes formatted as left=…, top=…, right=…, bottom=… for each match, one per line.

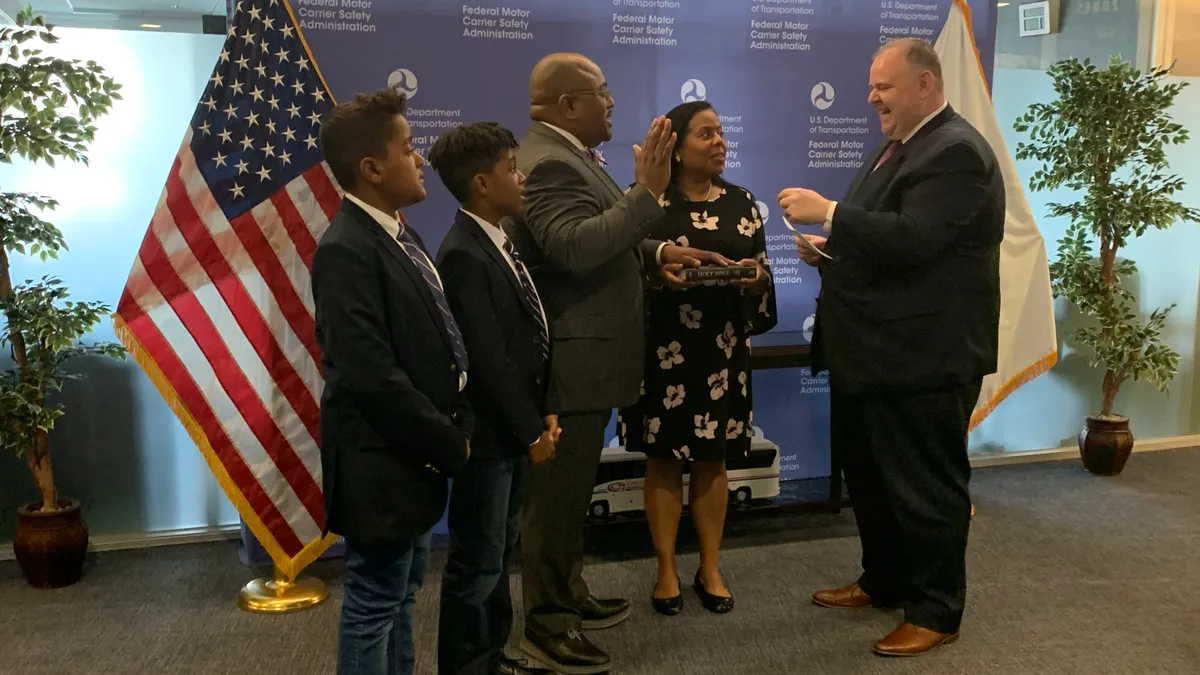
left=561, top=86, right=613, bottom=101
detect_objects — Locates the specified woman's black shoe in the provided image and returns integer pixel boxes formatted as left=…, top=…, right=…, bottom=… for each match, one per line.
left=652, top=577, right=683, bottom=616
left=693, top=570, right=734, bottom=614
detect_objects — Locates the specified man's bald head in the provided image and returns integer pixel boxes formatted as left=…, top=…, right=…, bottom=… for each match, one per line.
left=529, top=53, right=600, bottom=105
left=527, top=52, right=613, bottom=148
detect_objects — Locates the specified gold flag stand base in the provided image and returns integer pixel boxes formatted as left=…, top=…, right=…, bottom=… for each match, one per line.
left=237, top=566, right=329, bottom=614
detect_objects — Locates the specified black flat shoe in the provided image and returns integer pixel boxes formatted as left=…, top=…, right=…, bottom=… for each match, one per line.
left=651, top=577, right=683, bottom=616
left=693, top=570, right=734, bottom=614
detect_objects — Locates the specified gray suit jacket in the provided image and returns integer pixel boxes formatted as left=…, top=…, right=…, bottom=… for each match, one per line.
left=502, top=121, right=665, bottom=414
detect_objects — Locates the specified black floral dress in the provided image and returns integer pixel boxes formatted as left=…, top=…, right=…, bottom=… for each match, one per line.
left=618, top=184, right=778, bottom=462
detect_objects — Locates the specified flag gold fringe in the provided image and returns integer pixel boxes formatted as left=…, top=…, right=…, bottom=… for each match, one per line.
left=970, top=350, right=1059, bottom=432
left=111, top=312, right=338, bottom=581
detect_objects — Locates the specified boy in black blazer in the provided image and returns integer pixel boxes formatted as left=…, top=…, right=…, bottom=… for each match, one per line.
left=312, top=90, right=472, bottom=675
left=430, top=122, right=559, bottom=675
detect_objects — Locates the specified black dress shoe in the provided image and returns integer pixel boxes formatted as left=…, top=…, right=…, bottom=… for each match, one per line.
left=520, top=629, right=610, bottom=675
left=651, top=577, right=683, bottom=616
left=492, top=654, right=553, bottom=675
left=580, top=594, right=631, bottom=630
left=693, top=570, right=734, bottom=614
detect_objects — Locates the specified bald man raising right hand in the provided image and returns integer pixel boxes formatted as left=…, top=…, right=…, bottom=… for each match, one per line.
left=503, top=53, right=724, bottom=674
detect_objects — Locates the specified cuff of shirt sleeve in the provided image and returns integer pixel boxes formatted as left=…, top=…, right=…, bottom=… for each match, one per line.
left=655, top=241, right=668, bottom=265
left=822, top=201, right=837, bottom=235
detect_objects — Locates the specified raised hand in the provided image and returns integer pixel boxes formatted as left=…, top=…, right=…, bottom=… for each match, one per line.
left=633, top=116, right=676, bottom=198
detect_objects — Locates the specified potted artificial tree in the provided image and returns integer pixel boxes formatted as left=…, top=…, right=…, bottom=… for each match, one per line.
left=1, top=7, right=124, bottom=587
left=1014, top=56, right=1200, bottom=476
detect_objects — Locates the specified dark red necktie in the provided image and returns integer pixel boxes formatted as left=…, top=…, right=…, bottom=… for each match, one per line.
left=873, top=141, right=898, bottom=171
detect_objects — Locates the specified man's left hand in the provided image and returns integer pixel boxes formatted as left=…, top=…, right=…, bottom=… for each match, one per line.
left=777, top=187, right=832, bottom=225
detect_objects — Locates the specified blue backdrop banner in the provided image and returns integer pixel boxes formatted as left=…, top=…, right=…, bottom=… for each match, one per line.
left=240, top=0, right=997, bottom=564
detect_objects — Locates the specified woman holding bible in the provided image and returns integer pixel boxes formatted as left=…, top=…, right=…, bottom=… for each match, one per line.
left=618, top=100, right=777, bottom=617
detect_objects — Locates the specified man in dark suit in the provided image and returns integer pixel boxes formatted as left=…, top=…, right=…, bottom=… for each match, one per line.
left=312, top=89, right=472, bottom=675
left=430, top=122, right=559, bottom=675
left=781, top=38, right=1005, bottom=656
left=503, top=52, right=725, bottom=674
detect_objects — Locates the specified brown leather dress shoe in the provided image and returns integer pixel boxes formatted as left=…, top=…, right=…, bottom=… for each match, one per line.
left=811, top=582, right=874, bottom=609
left=873, top=622, right=959, bottom=657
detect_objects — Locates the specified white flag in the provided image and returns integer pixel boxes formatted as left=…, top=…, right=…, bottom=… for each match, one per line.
left=934, top=0, right=1058, bottom=429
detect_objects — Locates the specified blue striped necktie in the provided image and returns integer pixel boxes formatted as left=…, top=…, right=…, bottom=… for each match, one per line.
left=503, top=238, right=549, bottom=360
left=395, top=221, right=469, bottom=374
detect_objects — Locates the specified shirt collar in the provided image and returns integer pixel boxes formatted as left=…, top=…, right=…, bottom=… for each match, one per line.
left=345, top=192, right=401, bottom=240
left=901, top=100, right=948, bottom=144
left=539, top=121, right=588, bottom=153
left=460, top=208, right=508, bottom=251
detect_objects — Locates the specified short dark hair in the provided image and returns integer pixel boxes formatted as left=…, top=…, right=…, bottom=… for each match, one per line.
left=878, top=37, right=943, bottom=87
left=319, top=89, right=409, bottom=191
left=427, top=122, right=519, bottom=203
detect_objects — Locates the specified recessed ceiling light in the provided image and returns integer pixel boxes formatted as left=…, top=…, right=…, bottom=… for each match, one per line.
left=141, top=23, right=161, bottom=28
left=997, top=2, right=1010, bottom=5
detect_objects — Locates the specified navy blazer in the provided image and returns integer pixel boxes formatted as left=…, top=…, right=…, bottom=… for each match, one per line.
left=437, top=209, right=550, bottom=461
left=812, top=105, right=1006, bottom=394
left=311, top=199, right=472, bottom=543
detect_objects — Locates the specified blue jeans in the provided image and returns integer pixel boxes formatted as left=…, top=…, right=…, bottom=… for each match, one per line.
left=438, top=456, right=528, bottom=675
left=337, top=532, right=432, bottom=675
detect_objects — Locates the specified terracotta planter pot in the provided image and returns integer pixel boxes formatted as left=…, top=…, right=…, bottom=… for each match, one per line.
left=1077, top=414, right=1134, bottom=476
left=13, top=498, right=90, bottom=589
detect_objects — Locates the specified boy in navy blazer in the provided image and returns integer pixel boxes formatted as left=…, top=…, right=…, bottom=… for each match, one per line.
left=312, top=90, right=472, bottom=675
left=430, top=122, right=560, bottom=675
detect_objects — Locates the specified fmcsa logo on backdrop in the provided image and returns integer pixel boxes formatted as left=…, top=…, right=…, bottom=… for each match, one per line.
left=810, top=82, right=834, bottom=110
left=680, top=78, right=706, bottom=103
left=388, top=68, right=418, bottom=99
left=803, top=314, right=816, bottom=342
left=756, top=200, right=769, bottom=225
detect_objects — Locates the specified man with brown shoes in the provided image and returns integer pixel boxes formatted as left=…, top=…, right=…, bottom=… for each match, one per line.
left=783, top=38, right=1005, bottom=657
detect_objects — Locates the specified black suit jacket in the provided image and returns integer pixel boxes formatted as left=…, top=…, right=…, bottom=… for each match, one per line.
left=436, top=210, right=550, bottom=461
left=811, top=105, right=1005, bottom=394
left=311, top=199, right=472, bottom=543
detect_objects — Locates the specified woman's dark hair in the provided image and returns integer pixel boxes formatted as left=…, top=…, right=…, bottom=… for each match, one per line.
left=663, top=100, right=730, bottom=204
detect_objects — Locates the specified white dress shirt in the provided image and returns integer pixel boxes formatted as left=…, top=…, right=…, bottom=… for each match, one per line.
left=539, top=122, right=668, bottom=265
left=823, top=100, right=949, bottom=233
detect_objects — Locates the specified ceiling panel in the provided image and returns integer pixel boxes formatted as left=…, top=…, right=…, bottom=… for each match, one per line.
left=3, top=0, right=226, bottom=32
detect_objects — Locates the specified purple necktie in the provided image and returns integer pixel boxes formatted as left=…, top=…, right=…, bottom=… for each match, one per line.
left=873, top=141, right=898, bottom=171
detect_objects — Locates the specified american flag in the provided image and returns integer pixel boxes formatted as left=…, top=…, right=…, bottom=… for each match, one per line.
left=112, top=0, right=342, bottom=578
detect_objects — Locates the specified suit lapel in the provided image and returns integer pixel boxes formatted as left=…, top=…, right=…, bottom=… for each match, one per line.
left=844, top=142, right=890, bottom=200
left=851, top=143, right=908, bottom=207
left=844, top=105, right=958, bottom=208
left=345, top=201, right=457, bottom=357
left=530, top=123, right=623, bottom=200
left=457, top=211, right=538, bottom=323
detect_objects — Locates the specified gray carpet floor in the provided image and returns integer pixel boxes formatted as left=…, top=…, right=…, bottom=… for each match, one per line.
left=3, top=449, right=1200, bottom=674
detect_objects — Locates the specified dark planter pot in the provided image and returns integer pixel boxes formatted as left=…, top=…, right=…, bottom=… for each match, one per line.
left=1078, top=415, right=1134, bottom=476
left=13, top=498, right=89, bottom=589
